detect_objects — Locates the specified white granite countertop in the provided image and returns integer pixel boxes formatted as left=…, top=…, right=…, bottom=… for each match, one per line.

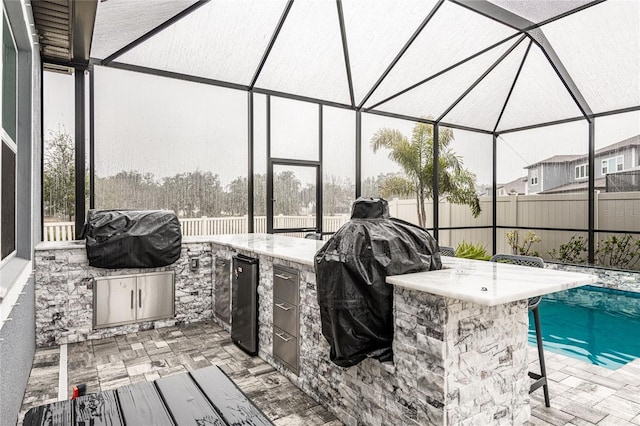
left=387, top=257, right=598, bottom=306
left=209, top=233, right=324, bottom=266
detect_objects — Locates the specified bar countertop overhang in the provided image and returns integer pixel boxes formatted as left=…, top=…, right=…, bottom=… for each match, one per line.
left=387, top=256, right=598, bottom=306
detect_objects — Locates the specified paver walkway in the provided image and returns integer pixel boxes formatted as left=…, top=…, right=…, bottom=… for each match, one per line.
left=18, top=320, right=640, bottom=425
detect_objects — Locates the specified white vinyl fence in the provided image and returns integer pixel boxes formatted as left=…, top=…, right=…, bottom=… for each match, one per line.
left=43, top=215, right=350, bottom=242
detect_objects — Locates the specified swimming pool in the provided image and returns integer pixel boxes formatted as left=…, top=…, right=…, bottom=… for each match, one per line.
left=530, top=285, right=640, bottom=370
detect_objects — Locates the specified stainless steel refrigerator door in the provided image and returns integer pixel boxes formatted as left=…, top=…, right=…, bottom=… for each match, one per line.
left=231, top=256, right=258, bottom=355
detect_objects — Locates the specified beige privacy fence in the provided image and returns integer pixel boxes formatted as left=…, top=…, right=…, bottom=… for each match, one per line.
left=388, top=192, right=640, bottom=258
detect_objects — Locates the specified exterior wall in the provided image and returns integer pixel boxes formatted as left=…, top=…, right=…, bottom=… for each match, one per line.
left=0, top=277, right=35, bottom=426
left=527, top=166, right=542, bottom=194
left=0, top=1, right=40, bottom=424
left=33, top=242, right=213, bottom=347
left=540, top=163, right=571, bottom=192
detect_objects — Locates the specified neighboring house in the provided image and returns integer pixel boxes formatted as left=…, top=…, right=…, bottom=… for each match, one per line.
left=524, top=135, right=640, bottom=194
left=496, top=176, right=528, bottom=196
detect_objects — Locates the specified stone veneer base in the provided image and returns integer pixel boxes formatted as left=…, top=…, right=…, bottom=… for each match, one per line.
left=34, top=242, right=213, bottom=347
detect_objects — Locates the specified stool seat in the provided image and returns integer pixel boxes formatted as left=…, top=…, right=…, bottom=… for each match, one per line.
left=490, top=253, right=550, bottom=407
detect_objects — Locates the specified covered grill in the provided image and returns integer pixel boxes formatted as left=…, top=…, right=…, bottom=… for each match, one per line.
left=83, top=210, right=182, bottom=269
left=315, top=198, right=442, bottom=367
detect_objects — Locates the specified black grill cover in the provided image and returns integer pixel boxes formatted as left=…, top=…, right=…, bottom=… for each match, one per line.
left=315, top=197, right=441, bottom=367
left=84, top=210, right=182, bottom=269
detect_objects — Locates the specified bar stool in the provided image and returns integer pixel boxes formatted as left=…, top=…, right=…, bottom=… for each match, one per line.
left=439, top=245, right=456, bottom=256
left=490, top=253, right=550, bottom=407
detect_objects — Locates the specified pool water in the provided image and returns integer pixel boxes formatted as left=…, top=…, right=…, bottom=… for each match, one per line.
left=530, top=285, right=640, bottom=370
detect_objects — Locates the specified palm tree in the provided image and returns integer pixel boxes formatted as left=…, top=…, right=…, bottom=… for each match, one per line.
left=370, top=122, right=481, bottom=228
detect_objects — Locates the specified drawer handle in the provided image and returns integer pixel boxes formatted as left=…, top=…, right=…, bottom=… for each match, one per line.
left=275, top=303, right=292, bottom=311
left=275, top=332, right=292, bottom=342
left=131, top=290, right=134, bottom=310
left=275, top=273, right=290, bottom=280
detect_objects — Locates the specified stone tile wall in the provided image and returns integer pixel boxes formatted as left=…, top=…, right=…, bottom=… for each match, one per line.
left=34, top=243, right=212, bottom=347
left=546, top=263, right=640, bottom=294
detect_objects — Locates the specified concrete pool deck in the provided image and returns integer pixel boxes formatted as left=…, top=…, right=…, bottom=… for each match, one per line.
left=18, top=321, right=640, bottom=426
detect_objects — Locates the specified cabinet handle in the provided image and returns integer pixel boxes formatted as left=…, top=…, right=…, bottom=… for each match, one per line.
left=275, top=273, right=290, bottom=280
left=275, top=303, right=292, bottom=311
left=139, top=289, right=142, bottom=308
left=131, top=290, right=134, bottom=310
left=275, top=332, right=292, bottom=342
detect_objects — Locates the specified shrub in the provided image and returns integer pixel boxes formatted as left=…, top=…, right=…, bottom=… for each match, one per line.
left=455, top=241, right=491, bottom=261
left=548, top=235, right=588, bottom=264
left=506, top=230, right=541, bottom=256
left=596, top=234, right=640, bottom=270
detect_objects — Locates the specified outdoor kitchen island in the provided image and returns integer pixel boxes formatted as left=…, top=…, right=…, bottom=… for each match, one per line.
left=209, top=233, right=597, bottom=426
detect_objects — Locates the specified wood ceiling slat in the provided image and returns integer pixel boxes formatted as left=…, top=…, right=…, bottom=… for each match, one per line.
left=33, top=17, right=68, bottom=32
left=34, top=12, right=68, bottom=26
left=33, top=7, right=69, bottom=21
left=39, top=30, right=69, bottom=41
left=40, top=38, right=69, bottom=49
left=35, top=1, right=70, bottom=15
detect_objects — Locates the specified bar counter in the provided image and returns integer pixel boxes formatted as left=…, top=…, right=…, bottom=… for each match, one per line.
left=207, top=234, right=596, bottom=425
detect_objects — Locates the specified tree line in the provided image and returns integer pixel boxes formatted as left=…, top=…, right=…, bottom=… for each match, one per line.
left=44, top=123, right=481, bottom=224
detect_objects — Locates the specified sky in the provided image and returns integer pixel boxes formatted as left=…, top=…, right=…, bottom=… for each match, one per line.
left=44, top=69, right=640, bottom=189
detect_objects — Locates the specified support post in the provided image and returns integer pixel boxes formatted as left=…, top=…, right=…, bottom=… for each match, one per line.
left=433, top=124, right=439, bottom=240
left=74, top=68, right=86, bottom=239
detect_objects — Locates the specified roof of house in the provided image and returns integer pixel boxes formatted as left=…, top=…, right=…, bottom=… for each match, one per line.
left=539, top=178, right=606, bottom=194
left=524, top=134, right=640, bottom=169
left=497, top=176, right=527, bottom=195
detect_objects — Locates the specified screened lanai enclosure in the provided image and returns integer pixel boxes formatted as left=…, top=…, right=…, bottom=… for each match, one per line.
left=37, top=0, right=640, bottom=271
left=2, top=1, right=640, bottom=425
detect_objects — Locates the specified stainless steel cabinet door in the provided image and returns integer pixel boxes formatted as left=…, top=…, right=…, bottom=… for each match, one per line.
left=137, top=273, right=174, bottom=321
left=94, top=277, right=137, bottom=327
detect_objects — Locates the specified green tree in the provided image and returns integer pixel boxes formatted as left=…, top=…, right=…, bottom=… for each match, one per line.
left=43, top=127, right=75, bottom=221
left=162, top=171, right=223, bottom=217
left=225, top=176, right=248, bottom=216
left=323, top=175, right=354, bottom=215
left=95, top=171, right=161, bottom=211
left=273, top=170, right=302, bottom=215
left=370, top=122, right=481, bottom=227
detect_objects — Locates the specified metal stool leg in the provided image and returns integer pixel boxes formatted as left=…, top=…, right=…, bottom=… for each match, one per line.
left=528, top=306, right=550, bottom=407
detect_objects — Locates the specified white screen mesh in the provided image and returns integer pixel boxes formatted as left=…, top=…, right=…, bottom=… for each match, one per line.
left=497, top=44, right=584, bottom=132
left=365, top=1, right=516, bottom=108
left=255, top=0, right=350, bottom=104
left=441, top=41, right=529, bottom=132
left=117, top=0, right=287, bottom=85
left=488, top=0, right=593, bottom=24
left=342, top=0, right=438, bottom=105
left=372, top=40, right=514, bottom=121
left=91, top=0, right=199, bottom=60
left=541, top=0, right=640, bottom=114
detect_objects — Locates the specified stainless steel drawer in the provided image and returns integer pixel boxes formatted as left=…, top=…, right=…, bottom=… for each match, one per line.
left=273, top=298, right=297, bottom=337
left=273, top=266, right=299, bottom=306
left=273, top=326, right=298, bottom=374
